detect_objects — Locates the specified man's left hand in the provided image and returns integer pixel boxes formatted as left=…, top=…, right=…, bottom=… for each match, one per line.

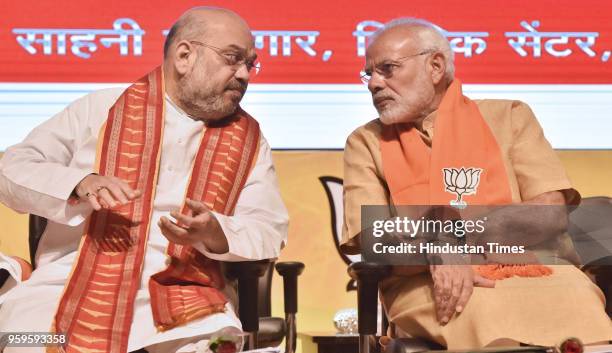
left=429, top=263, right=496, bottom=325
left=158, top=199, right=229, bottom=253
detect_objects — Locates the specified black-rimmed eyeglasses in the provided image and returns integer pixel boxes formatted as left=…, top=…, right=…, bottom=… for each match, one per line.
left=190, top=41, right=261, bottom=75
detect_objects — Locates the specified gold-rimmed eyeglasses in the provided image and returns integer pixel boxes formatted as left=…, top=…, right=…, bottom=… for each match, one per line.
left=190, top=41, right=261, bottom=75
left=359, top=50, right=433, bottom=84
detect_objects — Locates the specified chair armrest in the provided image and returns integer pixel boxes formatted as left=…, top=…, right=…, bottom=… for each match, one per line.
left=225, top=259, right=271, bottom=280
left=0, top=257, right=32, bottom=296
left=385, top=337, right=445, bottom=353
left=0, top=269, right=8, bottom=289
left=347, top=262, right=391, bottom=336
left=274, top=261, right=305, bottom=314
left=225, top=259, right=271, bottom=334
left=257, top=316, right=287, bottom=348
left=275, top=261, right=304, bottom=353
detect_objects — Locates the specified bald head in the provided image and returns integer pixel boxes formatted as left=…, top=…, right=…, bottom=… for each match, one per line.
left=369, top=18, right=455, bottom=84
left=164, top=7, right=251, bottom=59
left=162, top=7, right=256, bottom=121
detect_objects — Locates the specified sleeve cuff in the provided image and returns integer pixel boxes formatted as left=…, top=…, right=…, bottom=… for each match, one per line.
left=192, top=211, right=245, bottom=261
left=521, top=179, right=579, bottom=204
left=61, top=202, right=93, bottom=226
left=54, top=170, right=92, bottom=200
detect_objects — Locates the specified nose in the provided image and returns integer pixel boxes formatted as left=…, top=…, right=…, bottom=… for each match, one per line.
left=234, top=63, right=251, bottom=82
left=368, top=71, right=385, bottom=94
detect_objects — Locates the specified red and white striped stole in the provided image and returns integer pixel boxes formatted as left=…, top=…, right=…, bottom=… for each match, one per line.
left=49, top=66, right=260, bottom=353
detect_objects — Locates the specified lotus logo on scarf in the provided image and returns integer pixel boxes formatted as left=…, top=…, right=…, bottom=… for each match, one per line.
left=442, top=167, right=482, bottom=208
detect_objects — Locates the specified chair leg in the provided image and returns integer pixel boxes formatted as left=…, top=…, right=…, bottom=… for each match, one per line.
left=348, top=262, right=391, bottom=353
left=360, top=334, right=374, bottom=353
left=246, top=332, right=257, bottom=351
left=224, top=260, right=271, bottom=350
left=285, top=313, right=296, bottom=353
left=238, top=274, right=259, bottom=350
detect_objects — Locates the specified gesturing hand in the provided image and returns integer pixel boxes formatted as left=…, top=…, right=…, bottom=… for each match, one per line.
left=158, top=199, right=228, bottom=253
left=429, top=264, right=495, bottom=325
left=73, top=174, right=141, bottom=210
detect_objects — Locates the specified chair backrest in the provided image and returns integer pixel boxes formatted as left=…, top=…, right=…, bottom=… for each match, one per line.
left=27, top=214, right=275, bottom=317
left=257, top=260, right=274, bottom=317
left=320, top=176, right=360, bottom=292
left=319, top=176, right=361, bottom=265
left=28, top=214, right=47, bottom=268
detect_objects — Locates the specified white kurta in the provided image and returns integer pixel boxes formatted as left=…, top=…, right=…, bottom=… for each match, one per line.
left=0, top=87, right=289, bottom=352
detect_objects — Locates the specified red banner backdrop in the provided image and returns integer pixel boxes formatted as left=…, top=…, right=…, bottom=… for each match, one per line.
left=1, top=0, right=611, bottom=84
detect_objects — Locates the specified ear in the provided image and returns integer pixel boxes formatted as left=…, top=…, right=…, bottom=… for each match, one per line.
left=172, top=40, right=197, bottom=76
left=428, top=52, right=446, bottom=85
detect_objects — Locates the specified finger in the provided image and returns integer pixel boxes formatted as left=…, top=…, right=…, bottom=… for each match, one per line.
left=158, top=216, right=190, bottom=243
left=438, top=275, right=455, bottom=324
left=87, top=193, right=102, bottom=211
left=379, top=336, right=391, bottom=350
left=185, top=199, right=208, bottom=215
left=159, top=216, right=189, bottom=236
left=104, top=183, right=129, bottom=205
left=159, top=224, right=187, bottom=245
left=170, top=211, right=195, bottom=229
left=432, top=275, right=445, bottom=322
left=433, top=285, right=445, bottom=324
left=98, top=196, right=110, bottom=209
left=455, top=278, right=473, bottom=314
left=158, top=221, right=187, bottom=245
left=435, top=274, right=451, bottom=323
left=474, top=274, right=496, bottom=288
left=159, top=226, right=186, bottom=245
left=443, top=278, right=463, bottom=323
left=111, top=177, right=141, bottom=200
left=430, top=267, right=447, bottom=323
left=97, top=188, right=118, bottom=208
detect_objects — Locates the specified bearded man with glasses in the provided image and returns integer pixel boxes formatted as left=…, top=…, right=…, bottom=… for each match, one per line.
left=0, top=7, right=288, bottom=353
left=342, top=17, right=611, bottom=349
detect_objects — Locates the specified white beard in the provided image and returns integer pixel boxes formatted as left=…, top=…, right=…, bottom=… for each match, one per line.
left=378, top=103, right=412, bottom=125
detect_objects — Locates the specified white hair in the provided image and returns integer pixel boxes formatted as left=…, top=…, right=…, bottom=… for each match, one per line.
left=369, top=17, right=455, bottom=84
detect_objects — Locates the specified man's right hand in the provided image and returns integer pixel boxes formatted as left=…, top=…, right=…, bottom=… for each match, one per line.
left=73, top=174, right=141, bottom=211
left=429, top=264, right=495, bottom=325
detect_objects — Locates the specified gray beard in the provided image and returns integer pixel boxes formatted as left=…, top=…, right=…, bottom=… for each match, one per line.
left=177, top=91, right=237, bottom=120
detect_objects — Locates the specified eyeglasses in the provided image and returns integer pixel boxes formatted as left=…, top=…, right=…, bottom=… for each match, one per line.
left=360, top=50, right=433, bottom=84
left=189, top=41, right=261, bottom=75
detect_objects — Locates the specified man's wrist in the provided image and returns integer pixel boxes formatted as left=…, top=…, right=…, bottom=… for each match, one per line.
left=69, top=189, right=80, bottom=200
left=72, top=173, right=99, bottom=199
left=200, top=214, right=229, bottom=254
